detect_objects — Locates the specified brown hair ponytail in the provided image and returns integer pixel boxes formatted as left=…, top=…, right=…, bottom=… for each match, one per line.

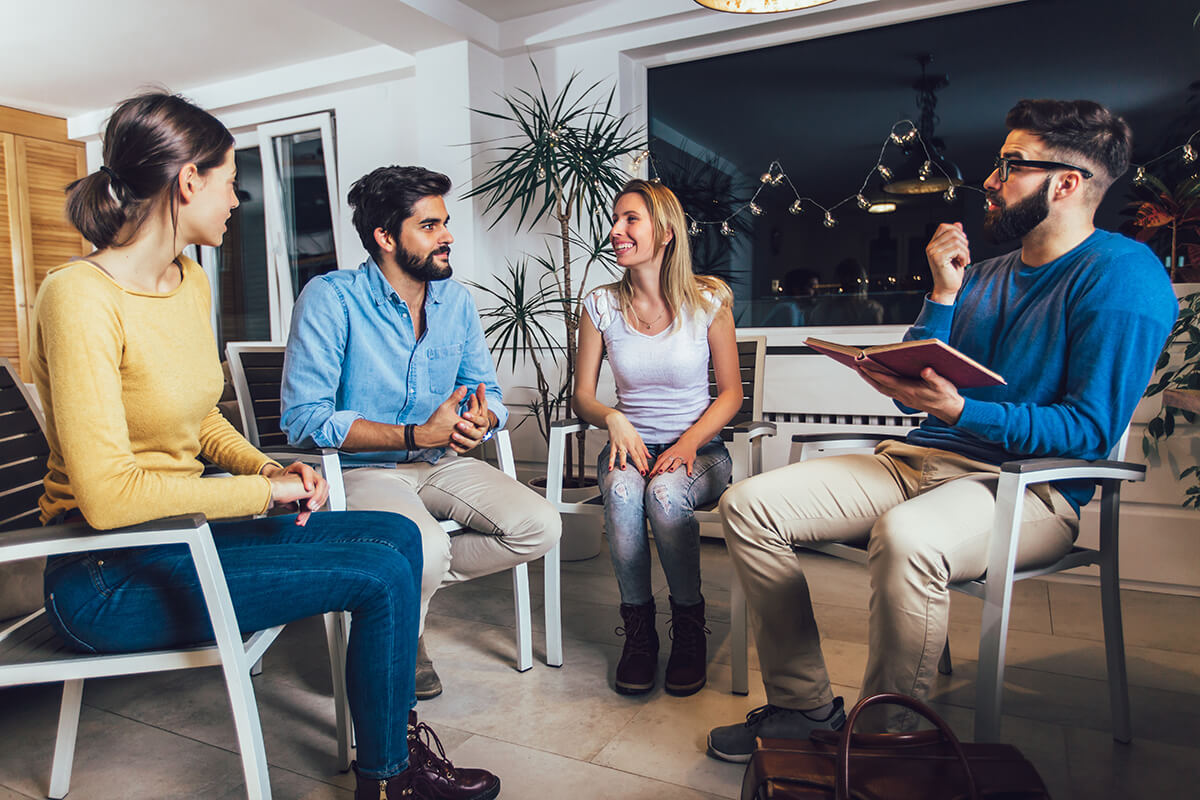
left=65, top=92, right=234, bottom=249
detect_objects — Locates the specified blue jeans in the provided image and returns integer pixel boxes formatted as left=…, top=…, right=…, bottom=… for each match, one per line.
left=43, top=511, right=420, bottom=779
left=597, top=438, right=732, bottom=606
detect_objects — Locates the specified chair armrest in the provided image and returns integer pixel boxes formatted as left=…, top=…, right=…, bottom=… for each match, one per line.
left=0, top=514, right=208, bottom=564
left=999, top=457, right=1146, bottom=484
left=732, top=420, right=777, bottom=441
left=260, top=445, right=339, bottom=461
left=791, top=433, right=904, bottom=447
left=550, top=418, right=595, bottom=438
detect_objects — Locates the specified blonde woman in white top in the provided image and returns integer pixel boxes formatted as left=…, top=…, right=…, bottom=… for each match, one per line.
left=574, top=179, right=742, bottom=696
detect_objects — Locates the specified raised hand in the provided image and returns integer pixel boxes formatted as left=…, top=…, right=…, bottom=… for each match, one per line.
left=925, top=222, right=971, bottom=304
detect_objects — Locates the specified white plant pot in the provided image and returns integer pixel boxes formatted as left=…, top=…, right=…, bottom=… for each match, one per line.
left=526, top=476, right=604, bottom=561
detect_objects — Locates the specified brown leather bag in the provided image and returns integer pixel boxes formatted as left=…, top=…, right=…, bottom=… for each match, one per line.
left=740, top=693, right=1051, bottom=800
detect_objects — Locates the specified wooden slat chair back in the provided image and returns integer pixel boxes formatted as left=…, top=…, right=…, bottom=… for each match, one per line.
left=225, top=342, right=561, bottom=674
left=0, top=358, right=330, bottom=799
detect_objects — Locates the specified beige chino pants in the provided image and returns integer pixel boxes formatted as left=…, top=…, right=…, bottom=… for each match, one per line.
left=719, top=440, right=1077, bottom=725
left=342, top=454, right=561, bottom=633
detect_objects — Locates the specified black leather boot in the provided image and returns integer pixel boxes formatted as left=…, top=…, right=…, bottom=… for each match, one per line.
left=615, top=599, right=658, bottom=695
left=351, top=711, right=500, bottom=800
left=665, top=594, right=709, bottom=696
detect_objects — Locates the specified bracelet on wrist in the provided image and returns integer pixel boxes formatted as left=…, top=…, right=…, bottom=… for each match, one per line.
left=404, top=423, right=417, bottom=451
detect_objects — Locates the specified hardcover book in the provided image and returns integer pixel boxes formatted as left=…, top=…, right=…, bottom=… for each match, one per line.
left=804, top=337, right=1006, bottom=388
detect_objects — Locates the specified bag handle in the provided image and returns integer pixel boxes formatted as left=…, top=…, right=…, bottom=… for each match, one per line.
left=836, top=693, right=979, bottom=800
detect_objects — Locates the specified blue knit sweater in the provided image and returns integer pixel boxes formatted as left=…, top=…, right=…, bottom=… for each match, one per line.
left=905, top=230, right=1178, bottom=513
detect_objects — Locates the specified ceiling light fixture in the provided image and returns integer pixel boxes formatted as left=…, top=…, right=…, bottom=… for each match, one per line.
left=693, top=0, right=838, bottom=13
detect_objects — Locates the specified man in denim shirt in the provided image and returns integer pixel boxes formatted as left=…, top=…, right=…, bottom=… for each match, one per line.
left=282, top=166, right=560, bottom=699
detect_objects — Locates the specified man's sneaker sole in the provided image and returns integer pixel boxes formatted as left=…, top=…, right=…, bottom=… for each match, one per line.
left=614, top=679, right=654, bottom=695
left=664, top=676, right=705, bottom=696
left=705, top=734, right=752, bottom=763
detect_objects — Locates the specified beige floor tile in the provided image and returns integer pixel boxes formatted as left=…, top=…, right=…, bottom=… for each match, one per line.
left=448, top=733, right=728, bottom=799
left=0, top=785, right=35, bottom=800
left=949, top=578, right=1053, bottom=634
left=1048, top=582, right=1200, bottom=653
left=417, top=617, right=649, bottom=761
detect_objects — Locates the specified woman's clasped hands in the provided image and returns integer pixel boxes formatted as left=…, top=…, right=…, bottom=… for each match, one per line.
left=263, top=461, right=330, bottom=525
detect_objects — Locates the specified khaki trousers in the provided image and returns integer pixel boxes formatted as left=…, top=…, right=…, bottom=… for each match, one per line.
left=342, top=454, right=561, bottom=633
left=720, top=440, right=1077, bottom=724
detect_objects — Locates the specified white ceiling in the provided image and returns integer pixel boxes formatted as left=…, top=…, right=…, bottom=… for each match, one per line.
left=0, top=0, right=627, bottom=119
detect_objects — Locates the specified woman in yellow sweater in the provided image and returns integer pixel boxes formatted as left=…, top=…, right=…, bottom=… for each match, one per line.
left=32, top=92, right=499, bottom=800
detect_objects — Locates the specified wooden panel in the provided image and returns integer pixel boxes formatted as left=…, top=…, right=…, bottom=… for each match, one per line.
left=0, top=105, right=69, bottom=143
left=0, top=134, right=21, bottom=376
left=15, top=137, right=87, bottom=293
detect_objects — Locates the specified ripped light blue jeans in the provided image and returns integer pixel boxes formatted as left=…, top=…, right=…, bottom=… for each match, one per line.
left=598, top=437, right=732, bottom=606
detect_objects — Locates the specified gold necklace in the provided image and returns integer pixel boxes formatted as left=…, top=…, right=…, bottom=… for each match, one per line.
left=631, top=304, right=666, bottom=330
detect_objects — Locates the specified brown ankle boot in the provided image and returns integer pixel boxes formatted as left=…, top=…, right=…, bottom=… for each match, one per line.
left=665, top=595, right=709, bottom=696
left=350, top=713, right=500, bottom=800
left=615, top=600, right=658, bottom=695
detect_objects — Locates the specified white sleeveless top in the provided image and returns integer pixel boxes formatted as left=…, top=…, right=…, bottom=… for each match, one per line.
left=583, top=287, right=719, bottom=444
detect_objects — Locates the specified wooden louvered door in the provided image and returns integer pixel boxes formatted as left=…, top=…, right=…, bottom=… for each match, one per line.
left=0, top=107, right=87, bottom=382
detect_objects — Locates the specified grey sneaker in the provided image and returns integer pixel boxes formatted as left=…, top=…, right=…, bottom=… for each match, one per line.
left=415, top=635, right=443, bottom=700
left=706, top=698, right=845, bottom=763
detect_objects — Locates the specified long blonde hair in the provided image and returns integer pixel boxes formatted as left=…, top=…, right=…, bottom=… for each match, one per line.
left=606, top=179, right=731, bottom=330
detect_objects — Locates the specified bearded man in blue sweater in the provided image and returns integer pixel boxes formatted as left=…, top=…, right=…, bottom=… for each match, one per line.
left=708, top=99, right=1178, bottom=759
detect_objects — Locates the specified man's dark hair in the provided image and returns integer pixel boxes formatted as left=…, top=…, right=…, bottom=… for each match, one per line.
left=347, top=166, right=452, bottom=260
left=1005, top=99, right=1133, bottom=192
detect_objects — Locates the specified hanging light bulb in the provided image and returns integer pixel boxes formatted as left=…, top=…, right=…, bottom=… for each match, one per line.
left=631, top=150, right=649, bottom=169
left=788, top=199, right=803, bottom=215
left=537, top=166, right=547, bottom=180
left=855, top=193, right=870, bottom=210
left=771, top=172, right=785, bottom=186
left=688, top=219, right=701, bottom=236
left=749, top=202, right=764, bottom=216
left=918, top=160, right=933, bottom=181
left=877, top=164, right=893, bottom=181
left=1133, top=166, right=1147, bottom=185
left=720, top=221, right=735, bottom=237
left=823, top=210, right=836, bottom=228
left=760, top=171, right=773, bottom=184
left=1184, top=144, right=1197, bottom=165
left=942, top=186, right=957, bottom=203
left=650, top=176, right=661, bottom=183
left=902, top=128, right=919, bottom=145
left=890, top=131, right=905, bottom=146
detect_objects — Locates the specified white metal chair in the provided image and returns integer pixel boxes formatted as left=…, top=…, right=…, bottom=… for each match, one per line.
left=729, top=426, right=1142, bottom=743
left=0, top=358, right=326, bottom=800
left=225, top=342, right=560, bottom=679
left=545, top=336, right=775, bottom=693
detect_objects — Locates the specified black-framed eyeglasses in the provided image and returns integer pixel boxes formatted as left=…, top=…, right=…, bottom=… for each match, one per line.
left=992, top=156, right=1094, bottom=183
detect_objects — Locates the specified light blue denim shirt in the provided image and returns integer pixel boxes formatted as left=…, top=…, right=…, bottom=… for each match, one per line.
left=281, top=258, right=508, bottom=467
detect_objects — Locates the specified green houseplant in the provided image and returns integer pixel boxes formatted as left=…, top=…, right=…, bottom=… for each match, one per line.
left=466, top=64, right=645, bottom=486
left=1143, top=289, right=1200, bottom=509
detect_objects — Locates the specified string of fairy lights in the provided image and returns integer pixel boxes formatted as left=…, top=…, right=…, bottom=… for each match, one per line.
left=629, top=122, right=1200, bottom=237
left=630, top=118, right=983, bottom=237
left=1131, top=128, right=1200, bottom=185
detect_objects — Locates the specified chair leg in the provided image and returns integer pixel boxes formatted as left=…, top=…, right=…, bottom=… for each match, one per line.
left=512, top=561, right=533, bottom=672
left=544, top=542, right=563, bottom=667
left=250, top=656, right=264, bottom=677
left=323, top=611, right=354, bottom=770
left=1098, top=482, right=1131, bottom=743
left=938, top=638, right=953, bottom=675
left=731, top=576, right=749, bottom=696
left=47, top=679, right=83, bottom=799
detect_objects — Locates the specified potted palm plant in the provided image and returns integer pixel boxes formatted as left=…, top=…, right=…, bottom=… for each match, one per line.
left=466, top=63, right=645, bottom=494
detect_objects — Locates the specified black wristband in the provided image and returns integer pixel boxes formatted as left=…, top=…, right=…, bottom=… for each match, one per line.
left=404, top=424, right=416, bottom=451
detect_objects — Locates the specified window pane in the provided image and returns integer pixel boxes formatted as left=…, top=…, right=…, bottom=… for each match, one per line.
left=214, top=148, right=269, bottom=350
left=272, top=131, right=337, bottom=298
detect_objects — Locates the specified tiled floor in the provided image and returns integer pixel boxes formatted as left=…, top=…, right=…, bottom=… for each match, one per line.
left=3, top=529, right=1200, bottom=799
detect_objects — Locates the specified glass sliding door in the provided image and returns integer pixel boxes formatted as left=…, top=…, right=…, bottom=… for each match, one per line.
left=201, top=112, right=341, bottom=349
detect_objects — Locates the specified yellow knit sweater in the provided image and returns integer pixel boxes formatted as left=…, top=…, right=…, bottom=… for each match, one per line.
left=31, top=257, right=277, bottom=529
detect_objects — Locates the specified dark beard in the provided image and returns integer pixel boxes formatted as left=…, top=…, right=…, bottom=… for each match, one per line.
left=399, top=245, right=452, bottom=281
left=983, top=176, right=1052, bottom=243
